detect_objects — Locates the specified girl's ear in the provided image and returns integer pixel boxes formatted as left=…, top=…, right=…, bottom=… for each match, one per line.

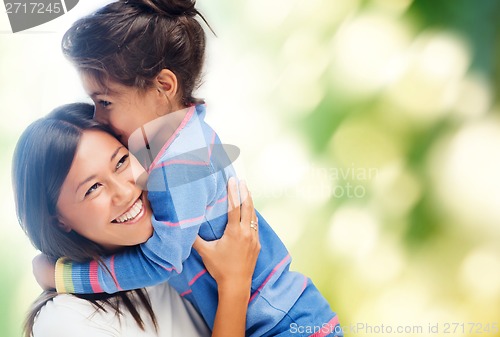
left=155, top=69, right=179, bottom=101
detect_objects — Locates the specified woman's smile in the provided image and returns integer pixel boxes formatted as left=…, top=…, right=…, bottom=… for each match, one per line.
left=112, top=195, right=146, bottom=224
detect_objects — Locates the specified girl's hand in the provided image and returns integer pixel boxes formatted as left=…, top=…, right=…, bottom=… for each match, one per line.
left=193, top=177, right=261, bottom=292
left=32, top=254, right=56, bottom=290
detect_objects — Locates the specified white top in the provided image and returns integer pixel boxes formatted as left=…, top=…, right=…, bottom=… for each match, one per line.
left=33, top=282, right=211, bottom=337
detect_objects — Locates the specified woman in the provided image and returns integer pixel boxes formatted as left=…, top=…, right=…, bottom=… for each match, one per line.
left=12, top=103, right=260, bottom=337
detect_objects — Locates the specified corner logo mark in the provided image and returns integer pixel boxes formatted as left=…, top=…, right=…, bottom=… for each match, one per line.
left=4, top=0, right=79, bottom=33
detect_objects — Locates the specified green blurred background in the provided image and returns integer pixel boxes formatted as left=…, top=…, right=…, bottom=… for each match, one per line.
left=1, top=0, right=500, bottom=336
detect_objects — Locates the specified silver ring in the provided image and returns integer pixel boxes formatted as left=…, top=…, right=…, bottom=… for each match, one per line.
left=250, top=220, right=258, bottom=231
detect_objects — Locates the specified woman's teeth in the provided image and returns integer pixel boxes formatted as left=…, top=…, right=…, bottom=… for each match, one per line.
left=114, top=198, right=143, bottom=223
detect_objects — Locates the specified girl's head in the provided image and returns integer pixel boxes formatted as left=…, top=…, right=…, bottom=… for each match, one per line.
left=12, top=103, right=153, bottom=261
left=62, top=0, right=210, bottom=141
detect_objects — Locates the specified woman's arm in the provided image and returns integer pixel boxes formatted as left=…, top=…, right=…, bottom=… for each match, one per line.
left=193, top=179, right=260, bottom=337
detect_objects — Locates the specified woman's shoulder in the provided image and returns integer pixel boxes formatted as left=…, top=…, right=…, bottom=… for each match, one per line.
left=33, top=283, right=210, bottom=337
left=33, top=294, right=119, bottom=337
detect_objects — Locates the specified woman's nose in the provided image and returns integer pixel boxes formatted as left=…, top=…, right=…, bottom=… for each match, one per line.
left=111, top=177, right=134, bottom=205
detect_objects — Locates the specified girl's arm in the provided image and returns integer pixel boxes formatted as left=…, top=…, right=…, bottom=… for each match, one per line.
left=193, top=179, right=260, bottom=337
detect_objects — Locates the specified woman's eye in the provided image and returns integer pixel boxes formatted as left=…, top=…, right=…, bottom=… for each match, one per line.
left=116, top=154, right=129, bottom=170
left=99, top=100, right=111, bottom=108
left=85, top=183, right=102, bottom=197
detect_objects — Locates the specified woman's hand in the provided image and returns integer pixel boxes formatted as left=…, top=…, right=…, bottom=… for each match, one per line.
left=193, top=177, right=260, bottom=290
left=193, top=177, right=261, bottom=337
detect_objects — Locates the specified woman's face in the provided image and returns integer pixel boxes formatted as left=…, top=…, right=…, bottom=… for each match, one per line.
left=57, top=130, right=153, bottom=251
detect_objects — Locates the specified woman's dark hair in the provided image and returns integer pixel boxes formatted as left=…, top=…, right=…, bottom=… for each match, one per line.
left=62, top=0, right=212, bottom=106
left=12, top=103, right=157, bottom=337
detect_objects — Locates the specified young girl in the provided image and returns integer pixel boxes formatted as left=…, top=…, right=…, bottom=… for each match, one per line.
left=15, top=103, right=260, bottom=337
left=38, top=1, right=342, bottom=335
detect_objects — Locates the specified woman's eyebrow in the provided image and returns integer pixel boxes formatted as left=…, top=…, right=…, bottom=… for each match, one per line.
left=111, top=146, right=125, bottom=162
left=76, top=174, right=98, bottom=194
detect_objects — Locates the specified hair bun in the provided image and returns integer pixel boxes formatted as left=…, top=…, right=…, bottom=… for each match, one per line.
left=124, top=0, right=198, bottom=18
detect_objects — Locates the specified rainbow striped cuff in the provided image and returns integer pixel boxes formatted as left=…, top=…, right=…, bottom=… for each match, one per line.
left=55, top=257, right=107, bottom=294
left=55, top=257, right=74, bottom=293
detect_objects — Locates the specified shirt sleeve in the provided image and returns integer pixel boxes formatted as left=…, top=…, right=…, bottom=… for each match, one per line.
left=55, top=159, right=217, bottom=294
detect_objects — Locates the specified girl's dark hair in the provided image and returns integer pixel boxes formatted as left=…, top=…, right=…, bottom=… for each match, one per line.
left=12, top=103, right=157, bottom=337
left=62, top=0, right=212, bottom=106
